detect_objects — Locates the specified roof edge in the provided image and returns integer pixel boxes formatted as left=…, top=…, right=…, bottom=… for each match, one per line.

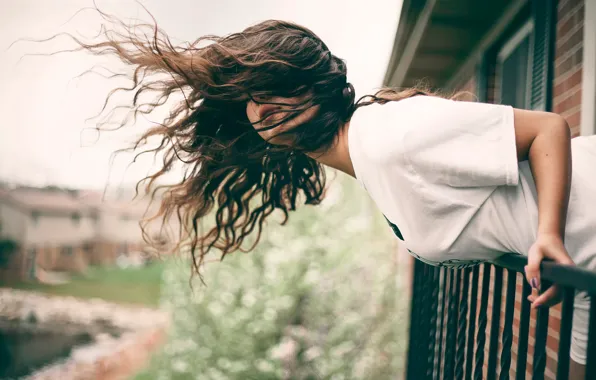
left=383, top=0, right=437, bottom=87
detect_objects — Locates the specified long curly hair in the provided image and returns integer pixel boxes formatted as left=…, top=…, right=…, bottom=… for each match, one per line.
left=43, top=7, right=434, bottom=278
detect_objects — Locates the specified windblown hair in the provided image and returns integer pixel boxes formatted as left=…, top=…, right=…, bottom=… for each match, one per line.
left=45, top=8, right=437, bottom=278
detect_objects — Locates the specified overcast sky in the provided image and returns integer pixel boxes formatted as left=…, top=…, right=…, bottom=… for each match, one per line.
left=0, top=0, right=401, bottom=190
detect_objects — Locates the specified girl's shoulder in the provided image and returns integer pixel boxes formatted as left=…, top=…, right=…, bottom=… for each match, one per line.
left=348, top=96, right=432, bottom=164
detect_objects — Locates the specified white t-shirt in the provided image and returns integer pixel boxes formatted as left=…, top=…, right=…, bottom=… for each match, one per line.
left=347, top=95, right=596, bottom=270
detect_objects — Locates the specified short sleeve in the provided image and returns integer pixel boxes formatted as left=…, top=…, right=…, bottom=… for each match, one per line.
left=401, top=96, right=519, bottom=188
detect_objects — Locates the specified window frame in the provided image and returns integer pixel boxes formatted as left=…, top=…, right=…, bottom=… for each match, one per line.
left=495, top=19, right=535, bottom=109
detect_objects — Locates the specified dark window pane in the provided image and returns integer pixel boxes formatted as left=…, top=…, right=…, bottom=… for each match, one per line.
left=500, top=34, right=530, bottom=109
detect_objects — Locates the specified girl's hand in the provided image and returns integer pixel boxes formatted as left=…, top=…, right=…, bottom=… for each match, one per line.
left=524, top=233, right=575, bottom=308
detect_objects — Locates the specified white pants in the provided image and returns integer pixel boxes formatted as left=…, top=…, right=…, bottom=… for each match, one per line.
left=570, top=291, right=591, bottom=365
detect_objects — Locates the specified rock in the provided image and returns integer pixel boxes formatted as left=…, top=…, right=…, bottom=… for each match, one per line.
left=1, top=288, right=170, bottom=380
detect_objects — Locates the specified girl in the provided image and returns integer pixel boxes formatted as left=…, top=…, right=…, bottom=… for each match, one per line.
left=66, top=16, right=595, bottom=377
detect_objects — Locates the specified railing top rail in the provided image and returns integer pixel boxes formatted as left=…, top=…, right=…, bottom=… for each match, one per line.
left=491, top=253, right=596, bottom=293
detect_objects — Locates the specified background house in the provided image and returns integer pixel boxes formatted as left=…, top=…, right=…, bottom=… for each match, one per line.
left=384, top=0, right=594, bottom=378
left=0, top=186, right=152, bottom=283
left=0, top=188, right=96, bottom=280
left=78, top=190, right=150, bottom=266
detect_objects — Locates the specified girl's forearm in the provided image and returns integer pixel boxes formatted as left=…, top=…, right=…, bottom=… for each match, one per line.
left=528, top=116, right=572, bottom=240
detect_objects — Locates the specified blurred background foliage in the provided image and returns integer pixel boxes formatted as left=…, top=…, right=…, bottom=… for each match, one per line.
left=135, top=173, right=409, bottom=380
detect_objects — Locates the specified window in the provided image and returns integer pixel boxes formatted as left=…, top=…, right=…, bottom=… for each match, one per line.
left=72, top=212, right=81, bottom=226
left=62, top=246, right=73, bottom=256
left=90, top=211, right=99, bottom=224
left=31, top=211, right=40, bottom=225
left=496, top=21, right=533, bottom=109
left=485, top=1, right=556, bottom=112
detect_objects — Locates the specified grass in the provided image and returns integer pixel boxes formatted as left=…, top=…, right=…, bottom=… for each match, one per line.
left=7, top=260, right=166, bottom=307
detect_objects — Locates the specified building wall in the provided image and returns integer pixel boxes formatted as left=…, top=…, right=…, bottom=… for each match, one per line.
left=51, top=246, right=88, bottom=273
left=0, top=192, right=153, bottom=281
left=26, top=212, right=96, bottom=246
left=0, top=203, right=28, bottom=283
left=554, top=0, right=585, bottom=136
left=0, top=202, right=27, bottom=243
left=0, top=247, right=26, bottom=283
left=87, top=241, right=119, bottom=266
left=96, top=211, right=144, bottom=245
left=451, top=76, right=477, bottom=101
left=443, top=1, right=585, bottom=379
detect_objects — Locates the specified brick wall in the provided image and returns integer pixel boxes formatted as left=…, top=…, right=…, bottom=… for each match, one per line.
left=88, top=242, right=119, bottom=266
left=0, top=246, right=26, bottom=283
left=37, top=246, right=60, bottom=270
left=470, top=267, right=564, bottom=379
left=554, top=0, right=585, bottom=136
left=451, top=76, right=477, bottom=101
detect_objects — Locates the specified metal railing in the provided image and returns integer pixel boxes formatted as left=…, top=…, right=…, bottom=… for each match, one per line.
left=406, top=254, right=596, bottom=380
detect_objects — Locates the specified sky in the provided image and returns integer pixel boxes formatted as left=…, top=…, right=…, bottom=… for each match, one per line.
left=0, top=0, right=401, bottom=190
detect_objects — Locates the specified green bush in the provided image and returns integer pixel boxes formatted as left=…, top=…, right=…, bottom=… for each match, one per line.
left=136, top=175, right=409, bottom=380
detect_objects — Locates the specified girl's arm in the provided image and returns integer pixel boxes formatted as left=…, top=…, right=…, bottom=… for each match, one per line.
left=512, top=108, right=575, bottom=308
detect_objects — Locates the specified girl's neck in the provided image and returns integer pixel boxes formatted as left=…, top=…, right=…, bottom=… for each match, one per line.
left=305, top=121, right=356, bottom=178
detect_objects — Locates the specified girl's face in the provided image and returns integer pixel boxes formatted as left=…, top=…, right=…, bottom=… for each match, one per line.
left=246, top=94, right=318, bottom=147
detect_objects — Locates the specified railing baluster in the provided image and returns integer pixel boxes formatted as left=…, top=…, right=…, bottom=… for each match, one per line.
left=456, top=268, right=471, bottom=380
left=488, top=266, right=504, bottom=380
left=532, top=281, right=551, bottom=380
left=443, top=269, right=453, bottom=379
left=474, top=263, right=492, bottom=380
left=516, top=279, right=532, bottom=380
left=437, top=268, right=449, bottom=380
left=415, top=263, right=426, bottom=377
left=419, top=264, right=432, bottom=377
left=500, top=269, right=517, bottom=380
left=585, top=295, right=596, bottom=380
left=416, top=263, right=427, bottom=376
left=406, top=259, right=423, bottom=380
left=465, top=266, right=480, bottom=380
left=432, top=268, right=446, bottom=380
left=426, top=266, right=440, bottom=380
left=444, top=268, right=460, bottom=380
left=556, top=287, right=574, bottom=380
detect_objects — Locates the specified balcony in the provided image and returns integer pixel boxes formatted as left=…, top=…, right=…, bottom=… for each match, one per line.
left=405, top=254, right=596, bottom=379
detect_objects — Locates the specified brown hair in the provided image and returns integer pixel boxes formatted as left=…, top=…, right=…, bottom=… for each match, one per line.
left=43, top=8, right=437, bottom=279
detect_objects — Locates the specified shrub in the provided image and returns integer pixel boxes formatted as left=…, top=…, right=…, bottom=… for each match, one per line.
left=137, top=176, right=409, bottom=380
